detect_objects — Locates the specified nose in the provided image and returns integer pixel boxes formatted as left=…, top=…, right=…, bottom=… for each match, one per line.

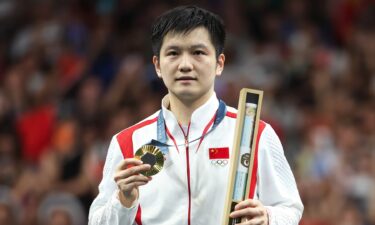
left=178, top=54, right=193, bottom=73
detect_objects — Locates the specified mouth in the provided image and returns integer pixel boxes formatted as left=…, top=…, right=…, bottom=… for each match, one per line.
left=175, top=76, right=197, bottom=81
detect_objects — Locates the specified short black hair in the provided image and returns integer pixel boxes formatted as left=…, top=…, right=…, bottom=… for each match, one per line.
left=151, top=5, right=226, bottom=58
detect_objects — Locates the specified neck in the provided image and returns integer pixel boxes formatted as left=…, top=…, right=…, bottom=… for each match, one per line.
left=168, top=91, right=213, bottom=126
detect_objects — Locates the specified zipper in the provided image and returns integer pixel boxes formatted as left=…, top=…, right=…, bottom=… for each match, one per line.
left=180, top=123, right=191, bottom=225
left=185, top=136, right=191, bottom=225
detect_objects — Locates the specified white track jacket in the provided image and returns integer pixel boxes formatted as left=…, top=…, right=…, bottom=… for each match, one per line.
left=89, top=93, right=303, bottom=225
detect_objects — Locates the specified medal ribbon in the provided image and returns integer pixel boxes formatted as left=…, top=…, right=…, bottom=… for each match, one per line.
left=149, top=100, right=227, bottom=155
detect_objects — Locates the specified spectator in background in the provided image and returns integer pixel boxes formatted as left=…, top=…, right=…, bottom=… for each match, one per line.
left=37, top=192, right=86, bottom=225
left=0, top=186, right=17, bottom=225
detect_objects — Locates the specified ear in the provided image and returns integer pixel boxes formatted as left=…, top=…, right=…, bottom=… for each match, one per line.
left=215, top=54, right=225, bottom=77
left=153, top=56, right=162, bottom=78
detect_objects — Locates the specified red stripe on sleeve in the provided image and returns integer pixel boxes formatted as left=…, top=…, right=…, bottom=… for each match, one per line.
left=135, top=205, right=143, bottom=225
left=248, top=120, right=266, bottom=199
left=116, top=117, right=158, bottom=159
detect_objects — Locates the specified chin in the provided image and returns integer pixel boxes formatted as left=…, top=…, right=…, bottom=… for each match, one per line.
left=177, top=92, right=197, bottom=99
left=173, top=90, right=199, bottom=100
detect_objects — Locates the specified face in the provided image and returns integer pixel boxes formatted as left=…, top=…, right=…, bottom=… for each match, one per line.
left=153, top=27, right=225, bottom=105
left=47, top=210, right=72, bottom=225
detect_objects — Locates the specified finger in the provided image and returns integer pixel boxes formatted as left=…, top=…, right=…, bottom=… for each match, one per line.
left=114, top=164, right=151, bottom=181
left=118, top=181, right=149, bottom=194
left=116, top=163, right=151, bottom=176
left=121, top=175, right=152, bottom=185
left=124, top=164, right=151, bottom=177
left=234, top=199, right=260, bottom=210
left=230, top=207, right=263, bottom=219
left=116, top=158, right=143, bottom=171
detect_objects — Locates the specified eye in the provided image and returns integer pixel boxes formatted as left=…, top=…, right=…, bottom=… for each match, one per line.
left=194, top=50, right=206, bottom=55
left=167, top=51, right=178, bottom=56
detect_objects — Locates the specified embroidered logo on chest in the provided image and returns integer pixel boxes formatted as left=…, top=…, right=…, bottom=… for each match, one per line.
left=209, top=147, right=229, bottom=166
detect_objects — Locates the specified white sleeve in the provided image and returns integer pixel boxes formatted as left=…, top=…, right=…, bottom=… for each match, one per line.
left=88, top=136, right=139, bottom=225
left=257, top=124, right=304, bottom=225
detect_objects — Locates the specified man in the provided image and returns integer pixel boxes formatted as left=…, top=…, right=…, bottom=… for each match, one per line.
left=89, top=5, right=303, bottom=225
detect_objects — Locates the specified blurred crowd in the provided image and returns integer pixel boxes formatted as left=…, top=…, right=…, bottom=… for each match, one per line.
left=0, top=0, right=373, bottom=225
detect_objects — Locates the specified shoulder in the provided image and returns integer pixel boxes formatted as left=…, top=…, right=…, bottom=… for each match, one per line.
left=257, top=122, right=285, bottom=156
left=114, top=111, right=159, bottom=148
left=112, top=111, right=159, bottom=159
left=259, top=122, right=279, bottom=141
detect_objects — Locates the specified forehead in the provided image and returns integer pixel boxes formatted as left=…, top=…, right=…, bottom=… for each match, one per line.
left=161, top=27, right=215, bottom=50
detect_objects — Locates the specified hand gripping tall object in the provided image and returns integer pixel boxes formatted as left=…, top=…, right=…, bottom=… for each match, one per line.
left=222, top=88, right=263, bottom=225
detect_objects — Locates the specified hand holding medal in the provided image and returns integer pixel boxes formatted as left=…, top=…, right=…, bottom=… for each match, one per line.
left=134, top=145, right=164, bottom=176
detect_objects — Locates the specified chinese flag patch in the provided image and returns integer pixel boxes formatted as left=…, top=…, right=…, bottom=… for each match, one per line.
left=209, top=147, right=229, bottom=159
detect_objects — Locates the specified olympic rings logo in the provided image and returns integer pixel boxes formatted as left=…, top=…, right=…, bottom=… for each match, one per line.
left=211, top=159, right=228, bottom=166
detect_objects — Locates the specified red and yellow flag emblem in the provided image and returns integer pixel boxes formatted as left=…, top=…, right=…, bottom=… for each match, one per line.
left=209, top=147, right=229, bottom=159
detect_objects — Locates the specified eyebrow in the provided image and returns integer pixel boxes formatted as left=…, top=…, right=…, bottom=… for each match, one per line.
left=164, top=44, right=210, bottom=51
left=190, top=44, right=209, bottom=50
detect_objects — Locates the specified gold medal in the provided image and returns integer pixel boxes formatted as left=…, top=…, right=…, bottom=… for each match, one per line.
left=135, top=145, right=164, bottom=176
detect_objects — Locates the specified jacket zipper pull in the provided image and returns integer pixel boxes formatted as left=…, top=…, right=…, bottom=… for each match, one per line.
left=185, top=137, right=188, bottom=149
